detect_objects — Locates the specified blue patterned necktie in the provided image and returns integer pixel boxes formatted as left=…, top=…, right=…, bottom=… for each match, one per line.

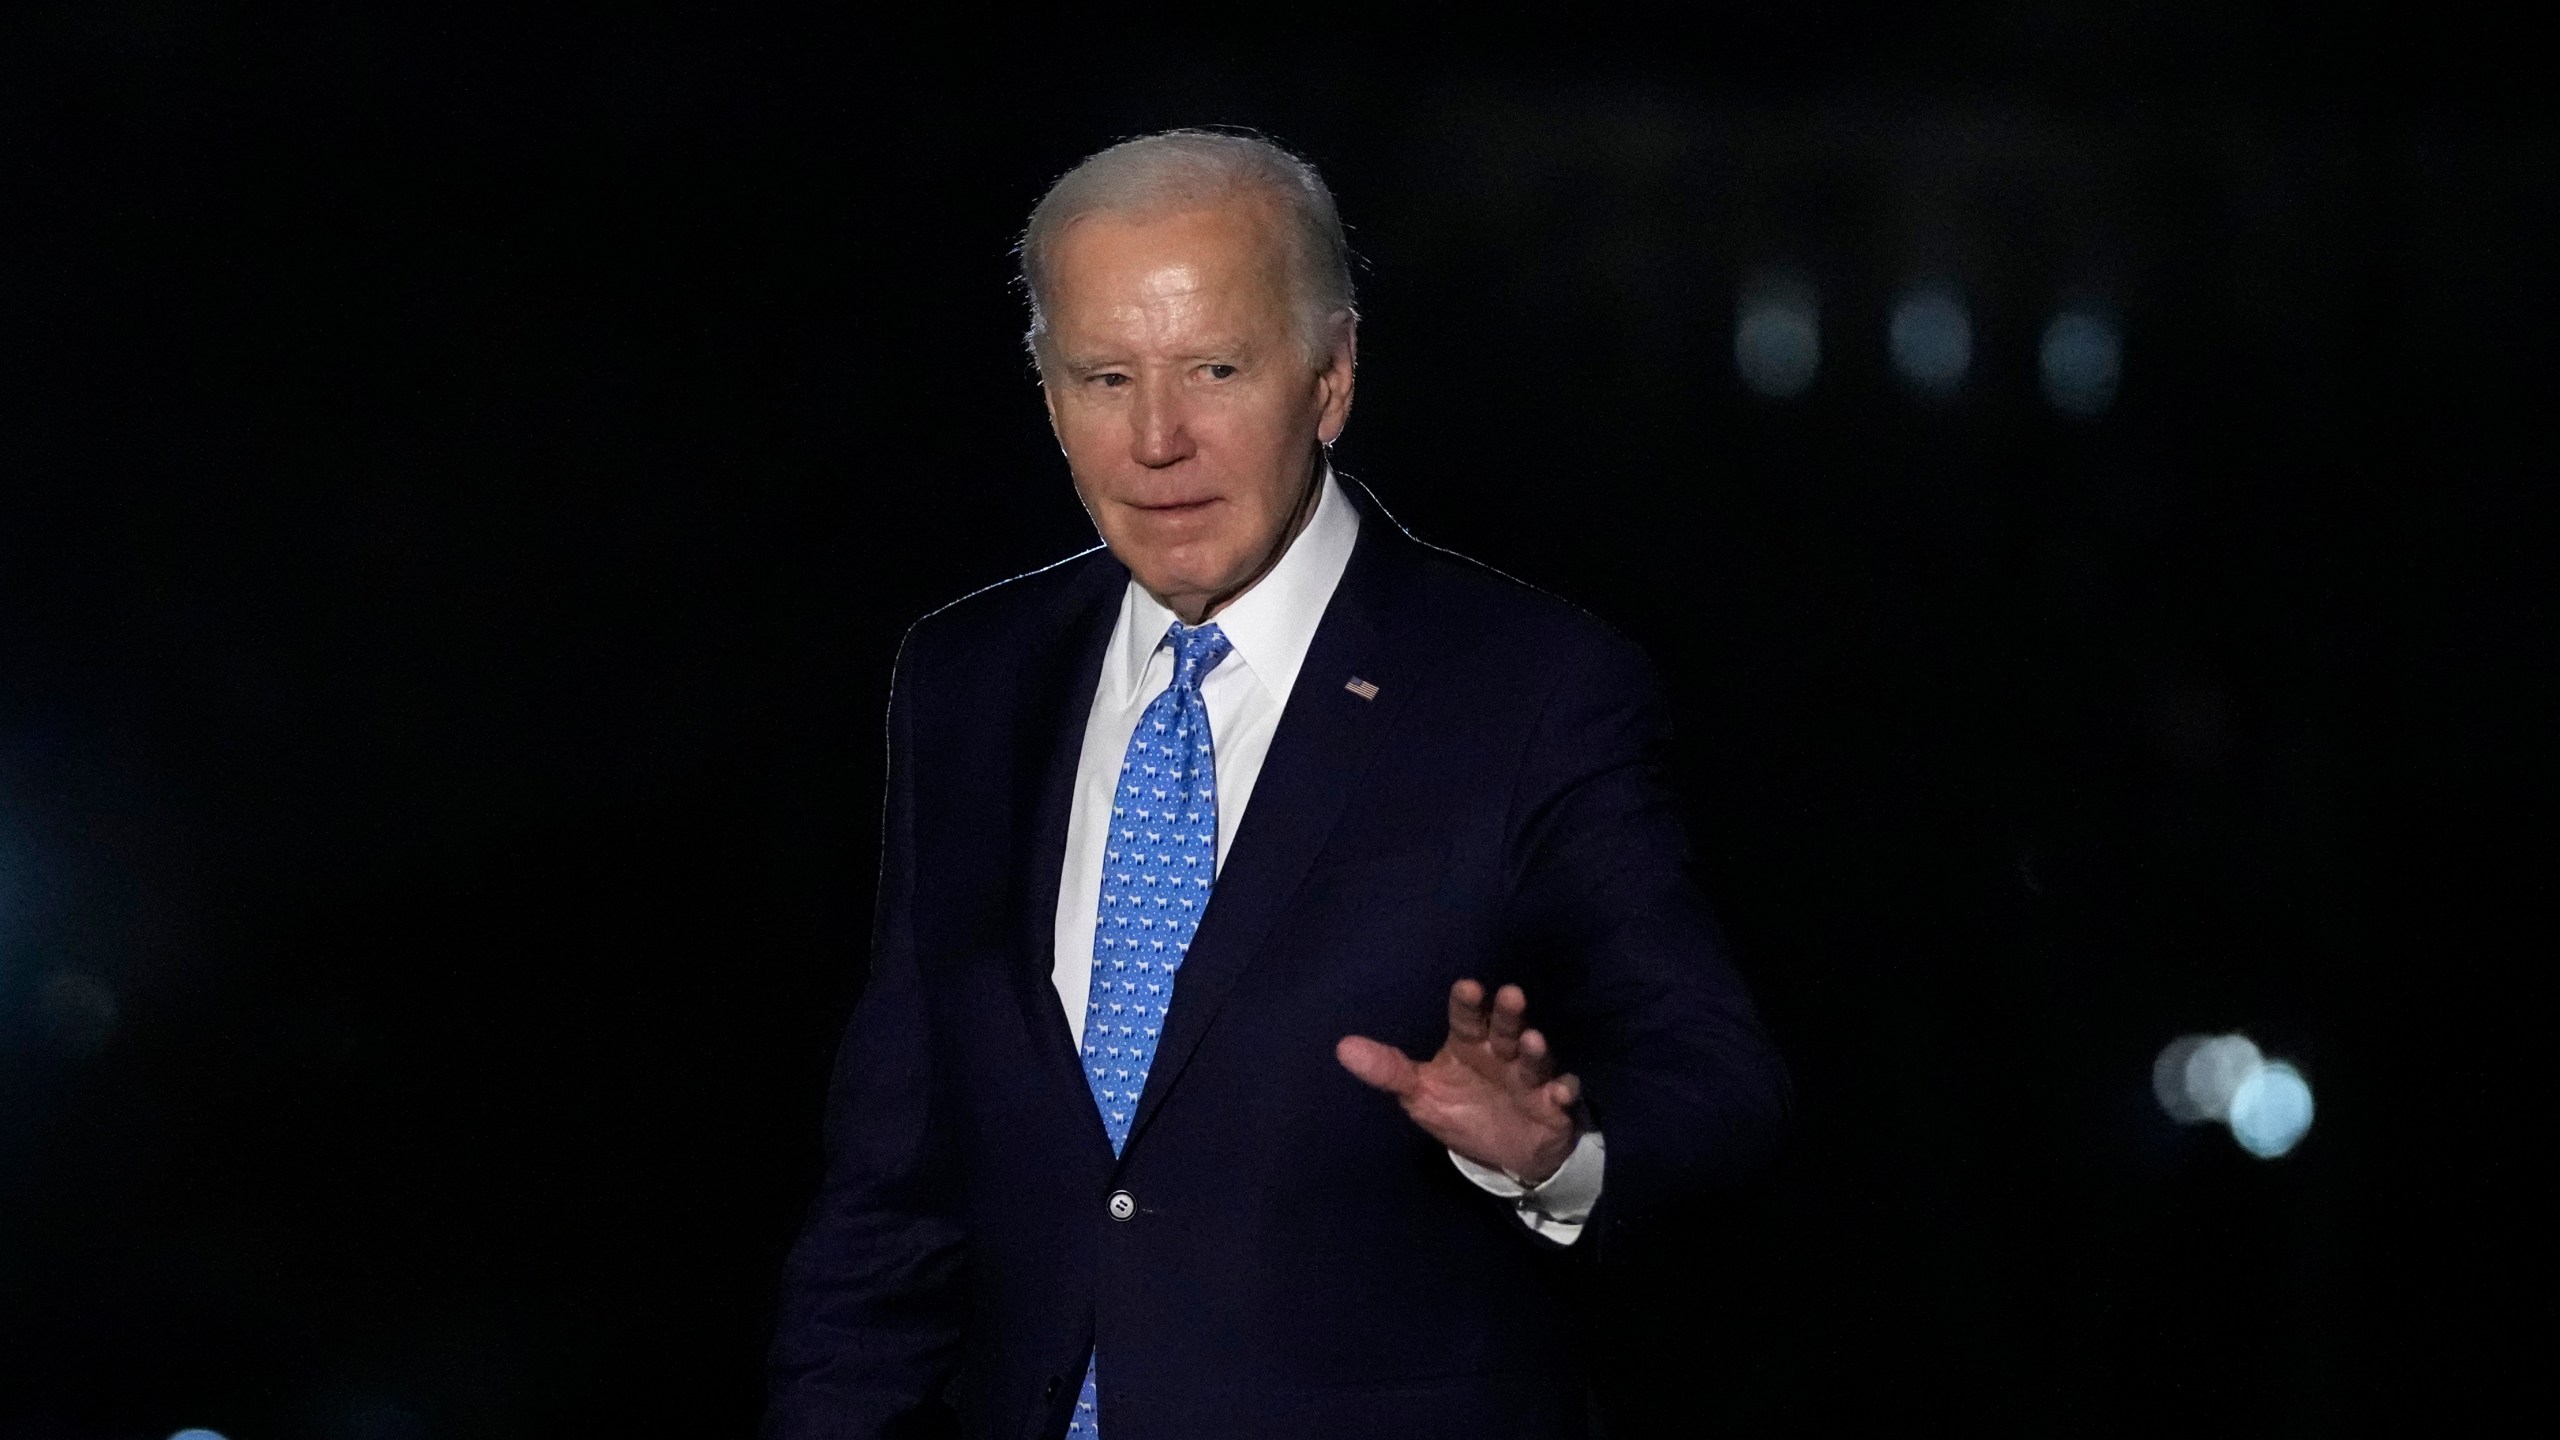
left=1069, top=619, right=1231, bottom=1437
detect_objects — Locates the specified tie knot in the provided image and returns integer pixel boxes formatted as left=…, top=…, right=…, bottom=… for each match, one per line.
left=1163, top=621, right=1232, bottom=691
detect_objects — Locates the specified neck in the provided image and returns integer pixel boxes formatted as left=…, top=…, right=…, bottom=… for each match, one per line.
left=1162, top=451, right=1327, bottom=625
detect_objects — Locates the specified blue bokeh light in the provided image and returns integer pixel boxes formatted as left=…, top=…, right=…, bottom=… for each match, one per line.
left=2040, top=309, right=2123, bottom=417
left=1889, top=286, right=1971, bottom=394
left=2228, top=1061, right=2315, bottom=1158
left=170, top=1429, right=230, bottom=1440
left=1735, top=282, right=1821, bottom=399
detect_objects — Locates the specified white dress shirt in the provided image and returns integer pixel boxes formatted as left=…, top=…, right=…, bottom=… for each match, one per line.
left=1050, top=471, right=1606, bottom=1242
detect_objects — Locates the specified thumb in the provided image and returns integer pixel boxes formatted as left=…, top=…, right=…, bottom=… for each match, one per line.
left=1335, top=1035, right=1421, bottom=1097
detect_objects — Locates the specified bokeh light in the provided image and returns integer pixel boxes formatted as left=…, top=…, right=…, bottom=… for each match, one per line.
left=169, top=1430, right=229, bottom=1440
left=2182, top=1033, right=2262, bottom=1122
left=2228, top=1061, right=2315, bottom=1158
left=2039, top=309, right=2122, bottom=417
left=2151, top=1034, right=2211, bottom=1122
left=2153, top=1032, right=2316, bottom=1158
left=1735, top=279, right=1821, bottom=399
left=1888, top=285, right=1971, bottom=394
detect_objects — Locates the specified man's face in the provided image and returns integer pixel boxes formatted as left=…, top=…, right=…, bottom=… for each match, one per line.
left=1041, top=197, right=1354, bottom=622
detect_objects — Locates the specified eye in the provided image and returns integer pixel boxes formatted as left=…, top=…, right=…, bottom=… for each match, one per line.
left=1091, top=372, right=1131, bottom=388
left=1202, top=363, right=1238, bottom=380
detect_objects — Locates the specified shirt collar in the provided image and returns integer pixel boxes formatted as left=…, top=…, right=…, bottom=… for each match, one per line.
left=1104, top=466, right=1362, bottom=707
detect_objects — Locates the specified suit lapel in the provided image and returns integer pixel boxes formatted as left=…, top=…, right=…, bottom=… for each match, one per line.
left=1008, top=550, right=1125, bottom=1115
left=1126, top=500, right=1427, bottom=1153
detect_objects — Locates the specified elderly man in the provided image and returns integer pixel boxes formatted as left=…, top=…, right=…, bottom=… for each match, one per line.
left=767, top=130, right=1787, bottom=1439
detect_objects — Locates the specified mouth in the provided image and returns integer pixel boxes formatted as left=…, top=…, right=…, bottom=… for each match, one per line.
left=1129, top=497, right=1220, bottom=517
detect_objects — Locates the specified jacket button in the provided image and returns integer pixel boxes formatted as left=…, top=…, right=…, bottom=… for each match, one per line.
left=1044, top=1375, right=1061, bottom=1402
left=1107, top=1189, right=1136, bottom=1221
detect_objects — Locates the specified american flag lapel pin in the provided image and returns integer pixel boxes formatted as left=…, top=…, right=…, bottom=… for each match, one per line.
left=1343, top=676, right=1380, bottom=701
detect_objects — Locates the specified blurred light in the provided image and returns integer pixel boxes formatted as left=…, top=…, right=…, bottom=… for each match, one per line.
left=169, top=1430, right=229, bottom=1440
left=2152, top=1034, right=2211, bottom=1122
left=2183, top=1033, right=2262, bottom=1122
left=1889, top=286, right=1971, bottom=394
left=2040, top=309, right=2122, bottom=418
left=2154, top=1031, right=2317, bottom=1159
left=2229, top=1062, right=2315, bottom=1158
left=1734, top=280, right=1820, bottom=399
left=2155, top=1031, right=2261, bottom=1123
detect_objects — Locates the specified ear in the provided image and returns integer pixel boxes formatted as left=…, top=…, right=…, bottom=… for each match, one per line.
left=1313, top=316, right=1357, bottom=446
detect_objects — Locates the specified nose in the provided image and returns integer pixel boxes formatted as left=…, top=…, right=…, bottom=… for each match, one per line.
left=1128, top=375, right=1195, bottom=470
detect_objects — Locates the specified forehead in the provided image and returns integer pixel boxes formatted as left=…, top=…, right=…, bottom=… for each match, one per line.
left=1045, top=198, right=1294, bottom=323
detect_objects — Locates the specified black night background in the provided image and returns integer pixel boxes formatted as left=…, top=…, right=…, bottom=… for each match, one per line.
left=1, top=7, right=2546, bottom=1436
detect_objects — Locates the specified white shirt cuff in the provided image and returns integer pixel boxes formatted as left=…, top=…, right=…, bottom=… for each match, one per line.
left=1448, top=1131, right=1606, bottom=1245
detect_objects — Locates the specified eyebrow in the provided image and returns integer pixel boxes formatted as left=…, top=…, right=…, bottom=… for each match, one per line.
left=1059, top=340, right=1260, bottom=372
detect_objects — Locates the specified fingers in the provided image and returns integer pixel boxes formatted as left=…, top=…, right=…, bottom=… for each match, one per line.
left=1445, top=979, right=1488, bottom=1043
left=1546, top=1073, right=1581, bottom=1110
left=1517, top=1025, right=1556, bottom=1084
left=1486, top=984, right=1527, bottom=1061
left=1448, top=981, right=1527, bottom=1049
left=1448, top=981, right=1558, bottom=1083
left=1335, top=1035, right=1421, bottom=1097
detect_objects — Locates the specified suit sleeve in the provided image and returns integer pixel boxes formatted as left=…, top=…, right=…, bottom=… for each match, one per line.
left=766, top=635, right=968, bottom=1438
left=1500, top=629, right=1790, bottom=1232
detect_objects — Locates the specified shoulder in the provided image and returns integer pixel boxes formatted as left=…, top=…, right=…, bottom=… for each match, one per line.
left=1365, top=526, right=1671, bottom=775
left=894, top=544, right=1122, bottom=677
left=1376, top=522, right=1656, bottom=696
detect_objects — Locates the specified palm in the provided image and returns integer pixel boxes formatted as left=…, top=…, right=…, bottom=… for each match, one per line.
left=1337, top=980, right=1580, bottom=1183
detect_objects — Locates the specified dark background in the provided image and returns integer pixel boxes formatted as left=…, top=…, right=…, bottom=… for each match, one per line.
left=2, top=6, right=2547, bottom=1436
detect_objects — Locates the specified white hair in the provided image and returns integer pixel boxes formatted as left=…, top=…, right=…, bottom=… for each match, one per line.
left=1019, top=129, right=1357, bottom=371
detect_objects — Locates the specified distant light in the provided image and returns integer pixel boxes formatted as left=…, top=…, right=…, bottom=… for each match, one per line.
left=2040, top=310, right=2122, bottom=418
left=2156, top=1032, right=2266, bottom=1123
left=2229, top=1062, right=2315, bottom=1158
left=2152, top=1034, right=2212, bottom=1122
left=170, top=1430, right=229, bottom=1440
left=1734, top=280, right=1820, bottom=399
left=2154, top=1031, right=2318, bottom=1159
left=1889, top=286, right=1971, bottom=394
left=2182, top=1034, right=2263, bottom=1122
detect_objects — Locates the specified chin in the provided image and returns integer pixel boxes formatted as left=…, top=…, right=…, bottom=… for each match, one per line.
left=1123, top=539, right=1241, bottom=596
left=1136, top=567, right=1228, bottom=606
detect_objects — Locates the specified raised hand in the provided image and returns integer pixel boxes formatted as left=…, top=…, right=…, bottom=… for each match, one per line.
left=1335, top=979, right=1581, bottom=1184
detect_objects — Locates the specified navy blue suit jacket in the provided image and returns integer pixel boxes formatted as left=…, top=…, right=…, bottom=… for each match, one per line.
left=768, top=487, right=1788, bottom=1439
